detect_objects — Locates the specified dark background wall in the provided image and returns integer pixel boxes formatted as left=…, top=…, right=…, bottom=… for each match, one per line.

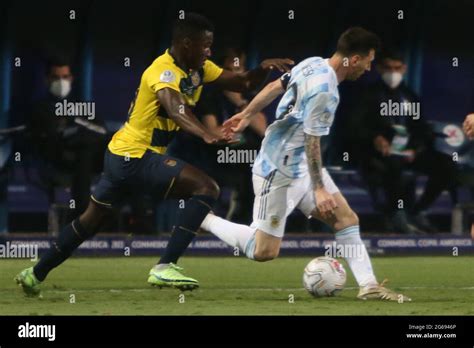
left=4, top=0, right=474, bottom=127
left=1, top=0, right=473, bottom=231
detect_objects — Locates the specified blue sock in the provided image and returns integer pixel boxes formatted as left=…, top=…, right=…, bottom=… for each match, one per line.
left=34, top=219, right=91, bottom=281
left=159, top=195, right=215, bottom=264
left=244, top=233, right=256, bottom=260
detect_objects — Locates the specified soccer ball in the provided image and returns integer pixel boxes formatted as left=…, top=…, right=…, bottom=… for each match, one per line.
left=303, top=257, right=347, bottom=297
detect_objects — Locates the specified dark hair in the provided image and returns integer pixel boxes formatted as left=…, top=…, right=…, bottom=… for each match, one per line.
left=378, top=49, right=405, bottom=63
left=336, top=27, right=380, bottom=56
left=45, top=55, right=70, bottom=75
left=172, top=13, right=214, bottom=42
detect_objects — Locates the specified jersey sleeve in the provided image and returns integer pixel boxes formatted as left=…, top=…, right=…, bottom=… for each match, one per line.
left=303, top=92, right=337, bottom=136
left=203, top=60, right=223, bottom=83
left=146, top=64, right=181, bottom=94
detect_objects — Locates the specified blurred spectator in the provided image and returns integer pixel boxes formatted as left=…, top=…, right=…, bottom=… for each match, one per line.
left=168, top=48, right=267, bottom=224
left=27, top=56, right=107, bottom=222
left=462, top=113, right=474, bottom=240
left=347, top=50, right=457, bottom=233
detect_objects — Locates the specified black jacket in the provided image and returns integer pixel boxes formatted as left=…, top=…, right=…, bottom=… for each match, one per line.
left=348, top=79, right=434, bottom=162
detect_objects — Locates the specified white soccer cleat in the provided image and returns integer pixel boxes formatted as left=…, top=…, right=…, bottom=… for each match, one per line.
left=357, top=279, right=412, bottom=302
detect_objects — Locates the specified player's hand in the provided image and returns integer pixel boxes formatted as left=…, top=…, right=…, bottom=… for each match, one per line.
left=314, top=188, right=338, bottom=220
left=260, top=58, right=295, bottom=73
left=373, top=135, right=391, bottom=156
left=203, top=130, right=234, bottom=145
left=463, top=113, right=474, bottom=139
left=202, top=128, right=240, bottom=145
left=223, top=112, right=252, bottom=135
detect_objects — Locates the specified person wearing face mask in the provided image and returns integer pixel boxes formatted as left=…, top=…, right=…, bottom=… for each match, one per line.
left=347, top=50, right=457, bottom=234
left=26, top=56, right=107, bottom=224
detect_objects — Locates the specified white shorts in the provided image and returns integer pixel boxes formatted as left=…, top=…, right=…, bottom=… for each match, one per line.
left=251, top=168, right=340, bottom=238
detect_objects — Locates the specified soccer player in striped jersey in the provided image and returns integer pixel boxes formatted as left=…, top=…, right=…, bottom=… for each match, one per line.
left=202, top=27, right=411, bottom=301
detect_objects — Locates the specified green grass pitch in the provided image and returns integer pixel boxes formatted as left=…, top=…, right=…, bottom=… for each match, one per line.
left=1, top=256, right=473, bottom=315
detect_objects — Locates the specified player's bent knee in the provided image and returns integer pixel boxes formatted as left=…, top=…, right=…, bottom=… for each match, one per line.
left=196, top=178, right=220, bottom=199
left=253, top=248, right=279, bottom=262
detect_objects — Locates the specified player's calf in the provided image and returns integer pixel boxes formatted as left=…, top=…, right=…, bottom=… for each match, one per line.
left=158, top=164, right=219, bottom=267
left=333, top=209, right=359, bottom=231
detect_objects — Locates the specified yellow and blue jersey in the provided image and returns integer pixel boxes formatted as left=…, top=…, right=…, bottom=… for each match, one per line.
left=108, top=49, right=223, bottom=158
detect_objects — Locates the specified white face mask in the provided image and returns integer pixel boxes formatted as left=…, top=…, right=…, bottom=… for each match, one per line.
left=49, top=78, right=71, bottom=98
left=381, top=71, right=403, bottom=89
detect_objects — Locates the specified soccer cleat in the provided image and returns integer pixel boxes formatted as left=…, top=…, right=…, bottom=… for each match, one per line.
left=14, top=267, right=42, bottom=298
left=147, top=263, right=199, bottom=291
left=357, top=279, right=411, bottom=302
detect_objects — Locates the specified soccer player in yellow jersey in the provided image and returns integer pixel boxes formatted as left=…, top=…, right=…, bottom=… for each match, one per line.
left=15, top=13, right=293, bottom=295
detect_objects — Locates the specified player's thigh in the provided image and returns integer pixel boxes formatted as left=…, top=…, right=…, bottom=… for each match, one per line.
left=297, top=169, right=357, bottom=230
left=167, top=162, right=220, bottom=200
left=91, top=149, right=133, bottom=210
left=252, top=171, right=293, bottom=239
left=297, top=168, right=338, bottom=218
left=137, top=151, right=219, bottom=201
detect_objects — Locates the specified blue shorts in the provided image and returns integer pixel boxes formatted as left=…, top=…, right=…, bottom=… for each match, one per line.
left=91, top=149, right=185, bottom=208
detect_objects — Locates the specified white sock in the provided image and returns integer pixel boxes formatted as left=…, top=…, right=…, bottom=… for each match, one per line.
left=201, top=214, right=256, bottom=258
left=335, top=225, right=377, bottom=288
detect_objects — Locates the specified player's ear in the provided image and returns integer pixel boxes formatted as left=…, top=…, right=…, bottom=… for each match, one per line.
left=350, top=55, right=360, bottom=66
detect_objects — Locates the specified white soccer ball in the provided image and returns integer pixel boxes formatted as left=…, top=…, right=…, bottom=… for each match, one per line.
left=303, top=257, right=347, bottom=297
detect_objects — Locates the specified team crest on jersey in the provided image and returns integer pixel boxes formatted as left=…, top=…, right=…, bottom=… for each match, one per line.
left=164, top=159, right=177, bottom=167
left=180, top=69, right=203, bottom=96
left=270, top=215, right=280, bottom=228
left=160, top=70, right=175, bottom=83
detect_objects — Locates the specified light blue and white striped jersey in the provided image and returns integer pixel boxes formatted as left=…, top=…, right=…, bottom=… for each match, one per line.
left=253, top=57, right=340, bottom=178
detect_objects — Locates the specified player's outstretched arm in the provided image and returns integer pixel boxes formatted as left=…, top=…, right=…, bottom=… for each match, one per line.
left=157, top=88, right=231, bottom=144
left=304, top=133, right=337, bottom=219
left=214, top=58, right=294, bottom=92
left=223, top=78, right=285, bottom=134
